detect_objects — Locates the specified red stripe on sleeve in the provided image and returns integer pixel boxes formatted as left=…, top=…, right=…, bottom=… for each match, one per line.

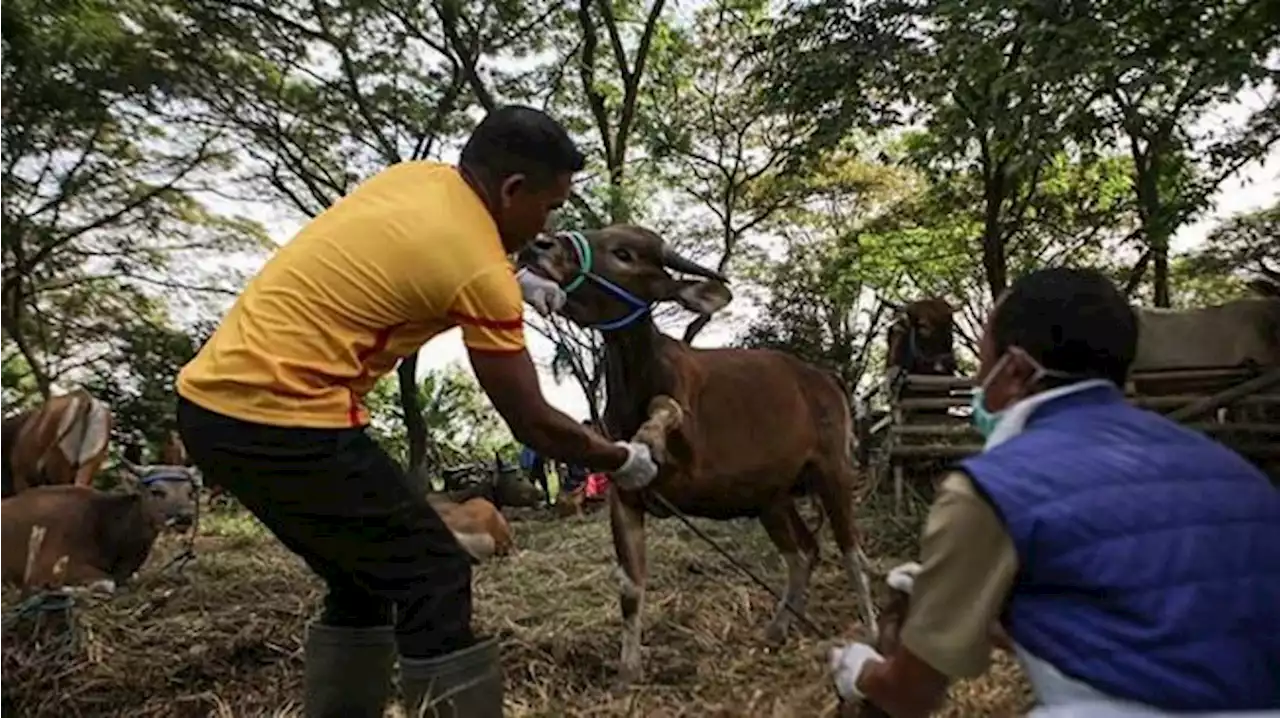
left=448, top=311, right=524, bottom=330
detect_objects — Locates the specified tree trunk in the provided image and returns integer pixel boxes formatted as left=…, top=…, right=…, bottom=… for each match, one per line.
left=1150, top=234, right=1170, bottom=307
left=397, top=352, right=429, bottom=484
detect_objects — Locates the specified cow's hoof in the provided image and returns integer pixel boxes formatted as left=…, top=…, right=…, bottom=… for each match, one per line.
left=87, top=578, right=117, bottom=595
left=763, top=622, right=789, bottom=647
left=611, top=674, right=639, bottom=695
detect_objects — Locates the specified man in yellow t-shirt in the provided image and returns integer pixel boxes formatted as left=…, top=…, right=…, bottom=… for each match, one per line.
left=175, top=106, right=658, bottom=718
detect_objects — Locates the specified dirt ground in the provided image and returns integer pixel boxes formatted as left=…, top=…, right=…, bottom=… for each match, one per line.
left=2, top=504, right=1032, bottom=717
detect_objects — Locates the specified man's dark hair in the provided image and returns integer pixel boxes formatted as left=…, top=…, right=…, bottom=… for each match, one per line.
left=460, top=105, right=585, bottom=188
left=992, top=267, right=1139, bottom=386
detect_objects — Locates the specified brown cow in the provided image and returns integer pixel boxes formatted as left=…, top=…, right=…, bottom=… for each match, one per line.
left=885, top=298, right=959, bottom=377
left=1, top=461, right=199, bottom=593
left=520, top=226, right=877, bottom=684
left=426, top=494, right=516, bottom=563
left=1, top=388, right=113, bottom=498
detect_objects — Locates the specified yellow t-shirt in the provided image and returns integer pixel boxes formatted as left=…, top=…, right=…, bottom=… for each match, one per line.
left=177, top=161, right=525, bottom=429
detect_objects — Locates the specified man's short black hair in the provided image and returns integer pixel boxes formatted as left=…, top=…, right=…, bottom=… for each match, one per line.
left=992, top=267, right=1138, bottom=386
left=460, top=105, right=585, bottom=187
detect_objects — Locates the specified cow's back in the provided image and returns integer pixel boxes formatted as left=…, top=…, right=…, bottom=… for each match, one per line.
left=1133, top=298, right=1280, bottom=372
left=2, top=486, right=95, bottom=586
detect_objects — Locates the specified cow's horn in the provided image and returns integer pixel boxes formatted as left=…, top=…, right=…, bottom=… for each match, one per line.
left=661, top=247, right=728, bottom=283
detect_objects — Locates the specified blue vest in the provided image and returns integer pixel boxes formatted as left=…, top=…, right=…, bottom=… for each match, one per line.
left=961, top=385, right=1280, bottom=712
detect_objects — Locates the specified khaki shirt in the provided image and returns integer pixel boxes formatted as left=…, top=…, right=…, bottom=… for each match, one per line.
left=899, top=471, right=1019, bottom=679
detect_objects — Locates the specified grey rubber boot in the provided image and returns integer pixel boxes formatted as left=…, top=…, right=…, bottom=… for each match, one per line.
left=303, top=623, right=396, bottom=718
left=399, top=637, right=503, bottom=718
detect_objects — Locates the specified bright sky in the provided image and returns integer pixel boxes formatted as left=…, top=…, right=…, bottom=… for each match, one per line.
left=196, top=86, right=1278, bottom=423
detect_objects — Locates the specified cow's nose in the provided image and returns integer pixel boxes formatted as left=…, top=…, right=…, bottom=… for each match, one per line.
left=532, top=236, right=556, bottom=252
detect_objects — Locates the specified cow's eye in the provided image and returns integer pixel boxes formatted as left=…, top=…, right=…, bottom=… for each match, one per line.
left=612, top=248, right=633, bottom=263
left=149, top=487, right=166, bottom=498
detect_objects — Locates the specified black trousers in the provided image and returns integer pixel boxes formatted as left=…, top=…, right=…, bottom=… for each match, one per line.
left=177, top=397, right=473, bottom=658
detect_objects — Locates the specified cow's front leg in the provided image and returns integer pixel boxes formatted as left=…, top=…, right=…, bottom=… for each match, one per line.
left=631, top=395, right=683, bottom=464
left=610, top=491, right=647, bottom=687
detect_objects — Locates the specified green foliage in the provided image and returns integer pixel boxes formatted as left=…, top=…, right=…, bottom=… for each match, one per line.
left=762, top=0, right=1278, bottom=306
left=2, top=0, right=1272, bottom=453
left=1185, top=202, right=1280, bottom=280
left=82, top=318, right=214, bottom=453
left=364, top=364, right=516, bottom=474
left=1, top=0, right=269, bottom=398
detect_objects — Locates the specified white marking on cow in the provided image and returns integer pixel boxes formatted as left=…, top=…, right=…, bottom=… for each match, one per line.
left=23, top=524, right=48, bottom=586
left=842, top=547, right=879, bottom=640
left=65, top=398, right=111, bottom=466
left=452, top=532, right=496, bottom=562
left=87, top=578, right=117, bottom=594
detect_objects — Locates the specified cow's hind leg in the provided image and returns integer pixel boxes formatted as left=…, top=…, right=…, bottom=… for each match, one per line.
left=759, top=497, right=818, bottom=645
left=610, top=491, right=647, bottom=686
left=814, top=462, right=878, bottom=639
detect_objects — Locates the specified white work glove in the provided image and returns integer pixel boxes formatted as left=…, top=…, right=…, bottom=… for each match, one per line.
left=610, top=441, right=658, bottom=490
left=829, top=642, right=885, bottom=701
left=886, top=561, right=922, bottom=595
left=516, top=267, right=566, bottom=317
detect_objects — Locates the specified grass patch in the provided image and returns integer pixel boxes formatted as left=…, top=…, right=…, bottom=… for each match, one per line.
left=3, top=500, right=1030, bottom=716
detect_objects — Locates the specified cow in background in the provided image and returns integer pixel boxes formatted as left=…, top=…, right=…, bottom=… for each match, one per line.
left=885, top=298, right=958, bottom=378
left=1, top=461, right=199, bottom=593
left=883, top=298, right=960, bottom=422
left=436, top=455, right=543, bottom=508
left=425, top=494, right=516, bottom=563
left=2, top=389, right=113, bottom=498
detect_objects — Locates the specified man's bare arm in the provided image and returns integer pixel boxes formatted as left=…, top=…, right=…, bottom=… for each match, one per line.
left=469, top=348, right=626, bottom=471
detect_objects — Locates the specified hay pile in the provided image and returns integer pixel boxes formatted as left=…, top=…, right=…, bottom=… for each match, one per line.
left=3, top=505, right=1031, bottom=717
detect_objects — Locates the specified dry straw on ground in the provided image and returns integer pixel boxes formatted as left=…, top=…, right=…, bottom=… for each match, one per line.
left=3, top=503, right=1031, bottom=717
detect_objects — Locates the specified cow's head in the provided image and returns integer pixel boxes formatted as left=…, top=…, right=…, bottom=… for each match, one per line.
left=519, top=225, right=731, bottom=330
left=886, top=298, right=958, bottom=375
left=120, top=461, right=200, bottom=532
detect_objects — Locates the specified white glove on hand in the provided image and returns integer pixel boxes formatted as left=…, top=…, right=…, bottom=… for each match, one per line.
left=516, top=267, right=567, bottom=317
left=610, top=441, right=658, bottom=490
left=886, top=561, right=923, bottom=595
left=829, top=642, right=885, bottom=701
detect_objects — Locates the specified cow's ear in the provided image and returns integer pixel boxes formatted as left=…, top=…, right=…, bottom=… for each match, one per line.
left=668, top=279, right=731, bottom=315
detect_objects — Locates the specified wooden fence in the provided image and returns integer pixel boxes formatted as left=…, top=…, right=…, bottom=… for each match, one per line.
left=858, top=366, right=1280, bottom=514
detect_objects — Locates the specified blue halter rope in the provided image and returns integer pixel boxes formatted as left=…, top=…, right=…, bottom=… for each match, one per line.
left=558, top=231, right=651, bottom=331
left=140, top=470, right=196, bottom=486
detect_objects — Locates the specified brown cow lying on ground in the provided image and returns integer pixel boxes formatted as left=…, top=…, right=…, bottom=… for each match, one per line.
left=1, top=462, right=199, bottom=593
left=426, top=494, right=515, bottom=563
left=2, top=388, right=113, bottom=498
left=520, top=226, right=878, bottom=685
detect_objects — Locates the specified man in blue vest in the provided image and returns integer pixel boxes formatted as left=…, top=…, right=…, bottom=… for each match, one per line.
left=830, top=267, right=1280, bottom=717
